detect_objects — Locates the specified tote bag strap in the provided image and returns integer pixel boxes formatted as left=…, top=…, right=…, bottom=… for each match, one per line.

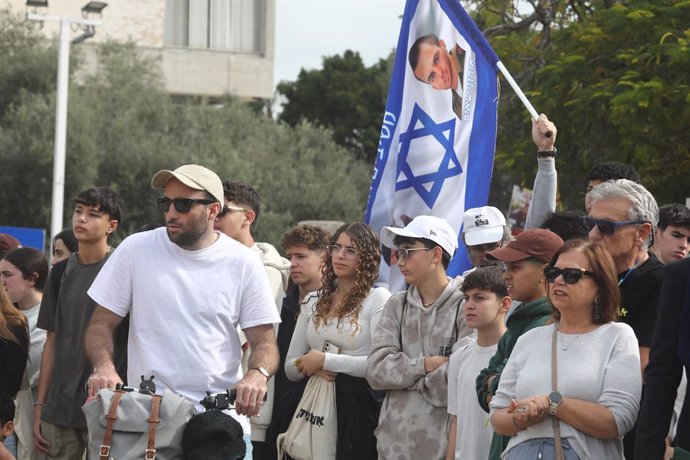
left=551, top=325, right=564, bottom=460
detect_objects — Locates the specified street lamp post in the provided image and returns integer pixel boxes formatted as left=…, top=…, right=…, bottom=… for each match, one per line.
left=26, top=4, right=105, bottom=241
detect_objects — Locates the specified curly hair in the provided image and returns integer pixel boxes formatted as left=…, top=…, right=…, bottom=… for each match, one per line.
left=313, top=222, right=381, bottom=333
left=281, top=224, right=330, bottom=252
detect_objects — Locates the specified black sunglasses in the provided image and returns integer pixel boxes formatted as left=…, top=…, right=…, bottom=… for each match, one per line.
left=579, top=216, right=646, bottom=236
left=157, top=197, right=215, bottom=214
left=216, top=205, right=247, bottom=219
left=544, top=266, right=595, bottom=284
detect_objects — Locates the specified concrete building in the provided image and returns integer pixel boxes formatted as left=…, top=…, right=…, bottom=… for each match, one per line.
left=5, top=0, right=275, bottom=99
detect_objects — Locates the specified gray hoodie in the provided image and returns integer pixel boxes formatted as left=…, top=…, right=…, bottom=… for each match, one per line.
left=248, top=242, right=291, bottom=441
left=366, top=276, right=473, bottom=460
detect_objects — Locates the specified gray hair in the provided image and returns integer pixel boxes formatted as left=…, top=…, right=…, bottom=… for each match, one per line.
left=501, top=225, right=513, bottom=246
left=589, top=179, right=659, bottom=250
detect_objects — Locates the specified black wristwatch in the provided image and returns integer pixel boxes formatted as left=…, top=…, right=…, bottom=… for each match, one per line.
left=537, top=147, right=557, bottom=158
left=548, top=391, right=563, bottom=415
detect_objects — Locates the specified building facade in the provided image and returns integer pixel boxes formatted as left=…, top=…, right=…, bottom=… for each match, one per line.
left=6, top=0, right=275, bottom=99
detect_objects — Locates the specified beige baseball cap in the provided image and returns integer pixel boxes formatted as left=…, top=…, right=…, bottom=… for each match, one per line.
left=151, top=164, right=224, bottom=205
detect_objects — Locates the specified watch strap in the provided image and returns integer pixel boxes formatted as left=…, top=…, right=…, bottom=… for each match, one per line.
left=537, top=147, right=557, bottom=158
left=253, top=367, right=270, bottom=379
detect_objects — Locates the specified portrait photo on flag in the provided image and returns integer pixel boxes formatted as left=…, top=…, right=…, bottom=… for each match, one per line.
left=366, top=0, right=500, bottom=291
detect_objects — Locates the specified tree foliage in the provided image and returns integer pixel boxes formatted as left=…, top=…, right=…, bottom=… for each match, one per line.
left=480, top=0, right=690, bottom=209
left=274, top=0, right=690, bottom=213
left=0, top=10, right=371, bottom=249
left=277, top=50, right=393, bottom=164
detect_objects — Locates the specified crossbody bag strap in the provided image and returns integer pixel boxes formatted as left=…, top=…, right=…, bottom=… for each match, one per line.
left=398, top=299, right=407, bottom=347
left=452, top=297, right=461, bottom=342
left=551, top=325, right=564, bottom=460
left=100, top=390, right=125, bottom=460
left=145, top=395, right=162, bottom=460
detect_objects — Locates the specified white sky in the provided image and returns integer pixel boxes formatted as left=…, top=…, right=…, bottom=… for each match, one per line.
left=273, top=0, right=406, bottom=88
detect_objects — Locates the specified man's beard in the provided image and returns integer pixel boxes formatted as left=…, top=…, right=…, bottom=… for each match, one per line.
left=166, top=213, right=208, bottom=249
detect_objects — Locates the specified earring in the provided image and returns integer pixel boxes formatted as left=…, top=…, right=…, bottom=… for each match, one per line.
left=593, top=298, right=601, bottom=321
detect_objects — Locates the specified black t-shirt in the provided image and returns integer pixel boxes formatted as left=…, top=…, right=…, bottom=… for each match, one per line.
left=618, top=252, right=664, bottom=348
left=0, top=323, right=29, bottom=396
left=37, top=252, right=128, bottom=427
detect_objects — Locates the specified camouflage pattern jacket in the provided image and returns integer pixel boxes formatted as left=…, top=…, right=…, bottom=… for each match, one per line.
left=365, top=276, right=473, bottom=460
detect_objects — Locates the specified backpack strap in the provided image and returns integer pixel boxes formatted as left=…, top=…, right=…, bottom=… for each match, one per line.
left=100, top=390, right=125, bottom=460
left=49, top=258, right=68, bottom=307
left=145, top=395, right=162, bottom=460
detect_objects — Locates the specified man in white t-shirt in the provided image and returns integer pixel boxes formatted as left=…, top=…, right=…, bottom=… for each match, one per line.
left=84, top=165, right=281, bottom=442
left=447, top=265, right=509, bottom=460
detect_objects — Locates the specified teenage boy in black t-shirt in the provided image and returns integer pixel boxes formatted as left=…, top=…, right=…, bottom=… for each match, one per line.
left=34, top=187, right=124, bottom=460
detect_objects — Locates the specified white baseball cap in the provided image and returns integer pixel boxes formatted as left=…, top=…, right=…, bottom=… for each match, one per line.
left=462, top=206, right=506, bottom=246
left=381, top=215, right=458, bottom=256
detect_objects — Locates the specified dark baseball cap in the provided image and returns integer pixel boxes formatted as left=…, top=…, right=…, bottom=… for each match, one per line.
left=486, top=228, right=563, bottom=263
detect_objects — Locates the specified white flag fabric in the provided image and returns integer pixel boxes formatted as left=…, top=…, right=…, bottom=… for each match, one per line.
left=365, top=0, right=500, bottom=291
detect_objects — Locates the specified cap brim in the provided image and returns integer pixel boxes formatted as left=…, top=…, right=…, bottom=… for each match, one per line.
left=486, top=245, right=530, bottom=262
left=151, top=170, right=205, bottom=193
left=464, top=226, right=504, bottom=246
left=380, top=226, right=424, bottom=248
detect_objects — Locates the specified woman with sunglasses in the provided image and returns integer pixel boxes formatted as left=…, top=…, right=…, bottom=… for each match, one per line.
left=282, top=222, right=390, bottom=459
left=490, top=239, right=641, bottom=459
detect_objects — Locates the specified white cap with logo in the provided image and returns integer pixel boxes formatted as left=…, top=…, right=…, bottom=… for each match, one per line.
left=381, top=215, right=458, bottom=256
left=462, top=206, right=507, bottom=246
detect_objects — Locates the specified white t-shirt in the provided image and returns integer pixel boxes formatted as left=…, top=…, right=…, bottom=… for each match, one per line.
left=24, top=303, right=46, bottom=388
left=88, top=228, right=280, bottom=414
left=447, top=339, right=497, bottom=460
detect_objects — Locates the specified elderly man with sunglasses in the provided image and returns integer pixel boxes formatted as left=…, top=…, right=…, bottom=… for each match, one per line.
left=585, top=178, right=663, bottom=460
left=84, top=164, right=281, bottom=453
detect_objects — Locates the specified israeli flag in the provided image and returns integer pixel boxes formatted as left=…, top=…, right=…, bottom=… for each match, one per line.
left=365, top=0, right=500, bottom=291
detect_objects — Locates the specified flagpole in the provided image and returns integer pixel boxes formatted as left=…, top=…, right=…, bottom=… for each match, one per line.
left=496, top=61, right=539, bottom=120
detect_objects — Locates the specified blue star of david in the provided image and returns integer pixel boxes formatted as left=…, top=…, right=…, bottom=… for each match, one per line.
left=395, top=103, right=463, bottom=208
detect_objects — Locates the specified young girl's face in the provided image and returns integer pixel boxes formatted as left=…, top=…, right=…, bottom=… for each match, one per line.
left=330, top=232, right=359, bottom=280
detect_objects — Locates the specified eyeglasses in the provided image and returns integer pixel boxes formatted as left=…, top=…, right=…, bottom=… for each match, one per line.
left=157, top=197, right=215, bottom=214
left=579, top=216, right=646, bottom=235
left=327, top=244, right=358, bottom=258
left=544, top=266, right=595, bottom=284
left=394, top=247, right=432, bottom=260
left=468, top=242, right=500, bottom=254
left=217, top=205, right=247, bottom=218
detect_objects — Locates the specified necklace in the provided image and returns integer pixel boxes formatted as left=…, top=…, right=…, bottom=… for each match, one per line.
left=618, top=258, right=642, bottom=286
left=558, top=328, right=581, bottom=351
left=76, top=245, right=112, bottom=262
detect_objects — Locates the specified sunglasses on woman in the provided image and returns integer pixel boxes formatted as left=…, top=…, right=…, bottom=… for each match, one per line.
left=157, top=197, right=215, bottom=213
left=544, top=266, right=595, bottom=284
left=579, top=216, right=646, bottom=235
